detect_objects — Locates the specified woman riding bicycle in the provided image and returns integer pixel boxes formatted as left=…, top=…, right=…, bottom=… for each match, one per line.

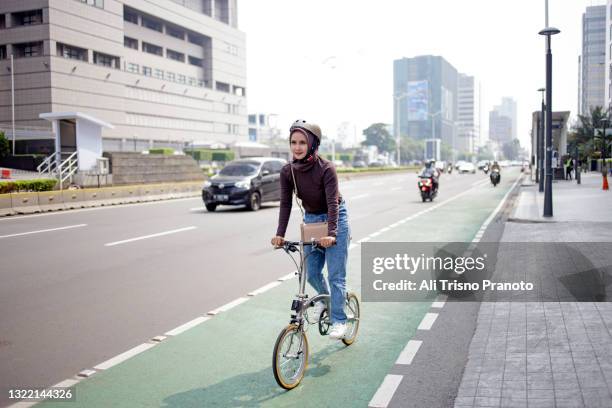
left=271, top=119, right=351, bottom=340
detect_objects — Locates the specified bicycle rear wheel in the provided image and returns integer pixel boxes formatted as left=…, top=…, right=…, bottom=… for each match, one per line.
left=342, top=292, right=360, bottom=346
left=272, top=324, right=309, bottom=389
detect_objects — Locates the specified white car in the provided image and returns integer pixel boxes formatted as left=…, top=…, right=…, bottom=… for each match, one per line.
left=458, top=162, right=476, bottom=174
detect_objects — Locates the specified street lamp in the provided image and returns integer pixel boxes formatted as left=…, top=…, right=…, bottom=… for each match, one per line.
left=393, top=92, right=409, bottom=166
left=600, top=118, right=609, bottom=190
left=539, top=26, right=561, bottom=217
left=428, top=110, right=443, bottom=159
left=537, top=88, right=545, bottom=192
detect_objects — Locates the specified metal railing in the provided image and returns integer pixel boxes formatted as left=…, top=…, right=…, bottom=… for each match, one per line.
left=58, top=151, right=79, bottom=189
left=37, top=153, right=59, bottom=177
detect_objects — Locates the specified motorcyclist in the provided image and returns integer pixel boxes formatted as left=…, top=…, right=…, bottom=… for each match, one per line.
left=490, top=161, right=501, bottom=173
left=419, top=160, right=439, bottom=192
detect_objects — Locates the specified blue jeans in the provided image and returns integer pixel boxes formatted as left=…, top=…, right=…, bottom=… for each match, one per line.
left=303, top=200, right=350, bottom=324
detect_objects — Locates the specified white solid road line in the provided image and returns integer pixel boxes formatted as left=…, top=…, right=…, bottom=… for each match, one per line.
left=471, top=174, right=523, bottom=244
left=164, top=316, right=211, bottom=336
left=391, top=187, right=402, bottom=191
left=368, top=374, right=404, bottom=408
left=396, top=340, right=423, bottom=365
left=417, top=312, right=439, bottom=330
left=93, top=343, right=156, bottom=370
left=0, top=196, right=201, bottom=222
left=104, top=226, right=197, bottom=247
left=0, top=223, right=87, bottom=239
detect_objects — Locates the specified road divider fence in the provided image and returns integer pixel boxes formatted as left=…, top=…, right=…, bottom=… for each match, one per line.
left=0, top=181, right=203, bottom=217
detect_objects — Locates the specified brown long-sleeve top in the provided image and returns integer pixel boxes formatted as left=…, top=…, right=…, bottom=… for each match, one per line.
left=276, top=158, right=342, bottom=238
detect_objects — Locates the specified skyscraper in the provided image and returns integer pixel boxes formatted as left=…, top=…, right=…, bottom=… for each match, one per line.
left=491, top=97, right=517, bottom=141
left=393, top=55, right=458, bottom=147
left=582, top=5, right=606, bottom=115
left=457, top=73, right=480, bottom=153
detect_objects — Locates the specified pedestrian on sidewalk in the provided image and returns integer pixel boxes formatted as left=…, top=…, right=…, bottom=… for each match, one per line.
left=565, top=156, right=573, bottom=180
left=271, top=119, right=351, bottom=340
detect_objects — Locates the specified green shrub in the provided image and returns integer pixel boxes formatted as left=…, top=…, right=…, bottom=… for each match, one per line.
left=211, top=150, right=234, bottom=162
left=0, top=132, right=10, bottom=158
left=149, top=148, right=174, bottom=155
left=0, top=179, right=57, bottom=194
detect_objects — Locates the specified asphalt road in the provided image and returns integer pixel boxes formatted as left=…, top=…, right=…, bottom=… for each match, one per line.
left=0, top=168, right=519, bottom=407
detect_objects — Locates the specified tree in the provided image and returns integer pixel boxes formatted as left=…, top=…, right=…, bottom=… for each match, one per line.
left=572, top=106, right=609, bottom=160
left=477, top=146, right=494, bottom=161
left=398, top=136, right=424, bottom=164
left=361, top=123, right=395, bottom=153
left=0, top=132, right=10, bottom=159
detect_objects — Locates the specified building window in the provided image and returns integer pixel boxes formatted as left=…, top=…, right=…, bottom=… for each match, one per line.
left=15, top=42, right=44, bottom=58
left=124, top=36, right=138, bottom=50
left=154, top=69, right=164, bottom=79
left=248, top=114, right=256, bottom=125
left=187, top=33, right=204, bottom=46
left=143, top=66, right=152, bottom=76
left=188, top=77, right=197, bottom=86
left=127, top=63, right=139, bottom=73
left=13, top=10, right=43, bottom=26
left=57, top=43, right=87, bottom=61
left=166, top=25, right=184, bottom=40
left=188, top=56, right=203, bottom=66
left=166, top=49, right=185, bottom=62
left=216, top=81, right=230, bottom=93
left=177, top=74, right=186, bottom=84
left=0, top=45, right=6, bottom=60
left=94, top=51, right=119, bottom=68
left=0, top=14, right=5, bottom=29
left=249, top=128, right=257, bottom=140
left=124, top=7, right=138, bottom=24
left=77, top=0, right=104, bottom=8
left=142, top=42, right=163, bottom=56
left=142, top=15, right=162, bottom=32
left=197, top=79, right=205, bottom=88
left=166, top=72, right=175, bottom=82
left=233, top=86, right=245, bottom=96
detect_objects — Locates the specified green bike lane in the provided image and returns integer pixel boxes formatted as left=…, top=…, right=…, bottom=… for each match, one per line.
left=38, top=170, right=520, bottom=408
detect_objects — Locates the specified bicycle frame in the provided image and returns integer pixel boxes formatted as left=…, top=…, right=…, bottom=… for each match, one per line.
left=284, top=241, right=331, bottom=326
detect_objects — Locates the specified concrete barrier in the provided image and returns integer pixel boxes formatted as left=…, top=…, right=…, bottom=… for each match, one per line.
left=0, top=193, right=15, bottom=216
left=100, top=188, right=124, bottom=206
left=139, top=185, right=154, bottom=202
left=11, top=192, right=41, bottom=214
left=62, top=190, right=85, bottom=209
left=81, top=189, right=105, bottom=208
left=38, top=191, right=66, bottom=212
left=0, top=180, right=205, bottom=217
left=122, top=186, right=140, bottom=204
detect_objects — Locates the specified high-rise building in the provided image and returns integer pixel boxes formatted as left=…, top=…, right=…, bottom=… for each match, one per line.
left=488, top=110, right=512, bottom=145
left=393, top=55, right=458, bottom=148
left=581, top=5, right=606, bottom=115
left=0, top=0, right=246, bottom=154
left=457, top=73, right=480, bottom=153
left=492, top=97, right=517, bottom=141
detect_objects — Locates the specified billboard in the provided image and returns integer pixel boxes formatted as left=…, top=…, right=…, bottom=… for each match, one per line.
left=407, top=80, right=428, bottom=121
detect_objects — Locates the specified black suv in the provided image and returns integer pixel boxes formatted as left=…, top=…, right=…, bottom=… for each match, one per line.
left=202, top=157, right=287, bottom=212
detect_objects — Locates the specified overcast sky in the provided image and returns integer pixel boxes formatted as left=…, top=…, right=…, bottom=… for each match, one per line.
left=237, top=0, right=604, bottom=149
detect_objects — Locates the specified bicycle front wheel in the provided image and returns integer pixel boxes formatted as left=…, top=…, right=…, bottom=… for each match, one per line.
left=342, top=292, right=360, bottom=346
left=272, top=324, right=309, bottom=389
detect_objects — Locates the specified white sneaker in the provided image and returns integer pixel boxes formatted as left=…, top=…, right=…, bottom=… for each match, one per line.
left=310, top=301, right=326, bottom=323
left=329, top=323, right=347, bottom=340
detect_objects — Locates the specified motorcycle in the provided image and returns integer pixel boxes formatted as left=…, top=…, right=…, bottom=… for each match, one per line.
left=418, top=176, right=437, bottom=202
left=490, top=169, right=500, bottom=187
left=483, top=164, right=489, bottom=175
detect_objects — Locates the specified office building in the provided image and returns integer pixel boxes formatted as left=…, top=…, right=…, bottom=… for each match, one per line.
left=0, top=0, right=246, bottom=154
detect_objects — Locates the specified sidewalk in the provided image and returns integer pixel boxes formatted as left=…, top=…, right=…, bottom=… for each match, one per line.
left=454, top=173, right=612, bottom=408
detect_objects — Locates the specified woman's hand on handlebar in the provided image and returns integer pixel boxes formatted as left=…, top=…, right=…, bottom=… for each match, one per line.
left=271, top=236, right=285, bottom=248
left=319, top=236, right=336, bottom=248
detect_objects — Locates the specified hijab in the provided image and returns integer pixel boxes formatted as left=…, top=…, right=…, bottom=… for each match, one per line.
left=290, top=128, right=320, bottom=172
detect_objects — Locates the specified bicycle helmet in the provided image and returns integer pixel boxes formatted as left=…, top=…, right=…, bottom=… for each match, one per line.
left=289, top=119, right=322, bottom=143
